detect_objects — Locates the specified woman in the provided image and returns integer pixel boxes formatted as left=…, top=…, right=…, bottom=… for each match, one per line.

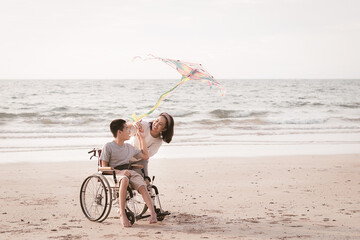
left=127, top=112, right=174, bottom=179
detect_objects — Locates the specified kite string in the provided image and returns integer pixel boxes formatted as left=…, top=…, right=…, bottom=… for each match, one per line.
left=131, top=77, right=189, bottom=122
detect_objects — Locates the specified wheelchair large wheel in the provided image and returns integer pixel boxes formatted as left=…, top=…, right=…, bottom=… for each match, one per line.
left=95, top=174, right=112, bottom=222
left=80, top=174, right=112, bottom=222
left=126, top=189, right=148, bottom=219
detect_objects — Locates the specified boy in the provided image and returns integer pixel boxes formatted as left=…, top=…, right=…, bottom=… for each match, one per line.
left=100, top=119, right=157, bottom=227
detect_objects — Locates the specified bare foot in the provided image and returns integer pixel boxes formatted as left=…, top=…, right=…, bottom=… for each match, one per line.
left=121, top=215, right=132, bottom=227
left=149, top=214, right=157, bottom=224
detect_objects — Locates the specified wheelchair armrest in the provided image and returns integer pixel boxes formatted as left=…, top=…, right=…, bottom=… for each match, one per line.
left=98, top=165, right=143, bottom=172
left=98, top=167, right=114, bottom=172
left=131, top=164, right=144, bottom=169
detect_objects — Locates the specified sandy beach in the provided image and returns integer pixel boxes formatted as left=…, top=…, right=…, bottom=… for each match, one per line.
left=1, top=154, right=359, bottom=240
left=2, top=0, right=360, bottom=238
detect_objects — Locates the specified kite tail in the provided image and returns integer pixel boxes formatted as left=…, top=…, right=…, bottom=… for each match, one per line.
left=131, top=77, right=189, bottom=122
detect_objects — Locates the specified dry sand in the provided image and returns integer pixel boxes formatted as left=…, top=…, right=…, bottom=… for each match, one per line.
left=1, top=154, right=359, bottom=239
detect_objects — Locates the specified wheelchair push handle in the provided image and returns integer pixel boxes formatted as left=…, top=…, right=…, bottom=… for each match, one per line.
left=88, top=148, right=95, bottom=154
left=88, top=148, right=96, bottom=160
left=88, top=148, right=102, bottom=160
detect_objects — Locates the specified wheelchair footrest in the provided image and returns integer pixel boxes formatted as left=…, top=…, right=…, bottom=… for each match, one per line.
left=157, top=210, right=170, bottom=217
left=136, top=214, right=151, bottom=220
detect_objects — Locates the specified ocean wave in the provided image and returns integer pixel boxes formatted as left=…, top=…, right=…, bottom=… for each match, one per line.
left=209, top=109, right=236, bottom=118
left=0, top=112, right=39, bottom=119
left=181, top=115, right=332, bottom=127
left=276, top=101, right=326, bottom=108
left=264, top=118, right=328, bottom=125
left=237, top=118, right=269, bottom=125
left=188, top=118, right=268, bottom=127
left=172, top=111, right=197, bottom=118
left=0, top=113, right=16, bottom=118
left=36, top=115, right=109, bottom=125
left=111, top=84, right=125, bottom=88
left=337, top=103, right=360, bottom=109
left=210, top=109, right=269, bottom=118
left=192, top=119, right=234, bottom=125
left=341, top=117, right=360, bottom=122
left=312, top=102, right=325, bottom=106
left=51, top=107, right=69, bottom=111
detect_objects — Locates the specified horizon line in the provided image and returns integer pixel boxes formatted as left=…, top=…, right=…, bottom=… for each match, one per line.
left=1, top=78, right=360, bottom=81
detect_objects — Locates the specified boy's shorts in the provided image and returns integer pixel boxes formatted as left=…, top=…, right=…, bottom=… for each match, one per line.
left=117, top=170, right=146, bottom=191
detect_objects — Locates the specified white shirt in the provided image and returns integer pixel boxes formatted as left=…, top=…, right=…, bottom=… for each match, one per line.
left=127, top=121, right=163, bottom=159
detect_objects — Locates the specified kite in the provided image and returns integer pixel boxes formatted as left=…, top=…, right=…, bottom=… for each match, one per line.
left=131, top=54, right=225, bottom=122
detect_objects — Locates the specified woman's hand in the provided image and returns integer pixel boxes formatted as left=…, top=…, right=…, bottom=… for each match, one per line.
left=137, top=126, right=146, bottom=139
left=134, top=120, right=143, bottom=131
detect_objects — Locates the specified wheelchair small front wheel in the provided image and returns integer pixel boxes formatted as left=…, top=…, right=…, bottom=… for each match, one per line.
left=126, top=209, right=135, bottom=225
left=126, top=189, right=148, bottom=218
left=80, top=174, right=111, bottom=222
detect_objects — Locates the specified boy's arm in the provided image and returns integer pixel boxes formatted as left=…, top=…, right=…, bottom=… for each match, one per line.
left=99, top=144, right=112, bottom=168
left=137, top=128, right=149, bottom=160
left=127, top=120, right=143, bottom=137
left=101, top=160, right=132, bottom=178
left=101, top=160, right=110, bottom=167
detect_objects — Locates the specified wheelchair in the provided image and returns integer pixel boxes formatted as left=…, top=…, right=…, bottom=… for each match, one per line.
left=79, top=148, right=170, bottom=225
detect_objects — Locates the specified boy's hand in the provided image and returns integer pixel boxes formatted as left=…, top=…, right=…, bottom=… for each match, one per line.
left=115, top=169, right=131, bottom=178
left=121, top=170, right=131, bottom=178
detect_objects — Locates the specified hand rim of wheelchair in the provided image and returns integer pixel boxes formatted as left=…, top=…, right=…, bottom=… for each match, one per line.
left=79, top=174, right=112, bottom=222
left=126, top=189, right=148, bottom=219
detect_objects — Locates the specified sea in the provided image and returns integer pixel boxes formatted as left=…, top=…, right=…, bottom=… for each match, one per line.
left=1, top=79, right=360, bottom=162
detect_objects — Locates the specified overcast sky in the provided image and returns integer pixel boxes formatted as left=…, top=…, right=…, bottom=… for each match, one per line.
left=1, top=0, right=359, bottom=79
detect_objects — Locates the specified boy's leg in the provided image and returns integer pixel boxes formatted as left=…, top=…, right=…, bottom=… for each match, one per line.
left=131, top=159, right=149, bottom=181
left=128, top=171, right=157, bottom=224
left=138, top=185, right=157, bottom=224
left=119, top=177, right=131, bottom=227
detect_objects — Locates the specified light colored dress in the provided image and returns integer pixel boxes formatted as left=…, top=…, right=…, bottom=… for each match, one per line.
left=127, top=121, right=163, bottom=176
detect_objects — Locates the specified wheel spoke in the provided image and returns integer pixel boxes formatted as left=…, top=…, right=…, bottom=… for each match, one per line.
left=80, top=175, right=108, bottom=221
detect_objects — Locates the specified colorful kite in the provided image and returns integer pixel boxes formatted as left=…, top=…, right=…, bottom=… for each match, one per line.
left=131, top=54, right=225, bottom=122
